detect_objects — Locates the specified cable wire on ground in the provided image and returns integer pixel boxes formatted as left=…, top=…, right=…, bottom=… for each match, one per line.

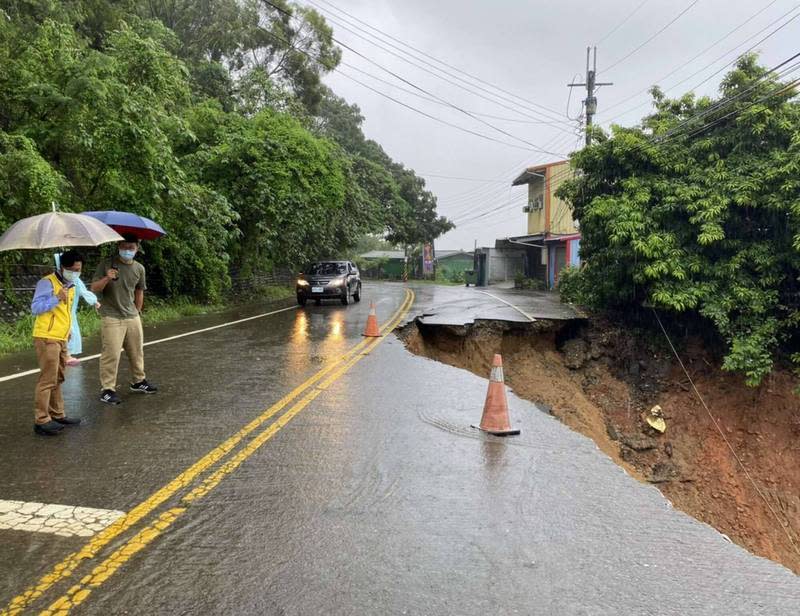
left=652, top=308, right=800, bottom=558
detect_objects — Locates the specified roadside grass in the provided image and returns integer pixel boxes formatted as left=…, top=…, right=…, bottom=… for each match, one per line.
left=0, top=285, right=294, bottom=358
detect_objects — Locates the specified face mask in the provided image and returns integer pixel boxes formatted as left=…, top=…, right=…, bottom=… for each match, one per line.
left=62, top=270, right=80, bottom=283
left=119, top=249, right=137, bottom=261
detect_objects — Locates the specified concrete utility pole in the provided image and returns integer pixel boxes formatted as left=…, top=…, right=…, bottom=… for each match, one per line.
left=568, top=47, right=613, bottom=146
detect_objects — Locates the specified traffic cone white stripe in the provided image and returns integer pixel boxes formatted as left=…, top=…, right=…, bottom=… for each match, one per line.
left=490, top=366, right=504, bottom=383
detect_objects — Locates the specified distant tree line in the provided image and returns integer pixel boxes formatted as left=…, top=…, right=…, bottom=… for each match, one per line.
left=0, top=0, right=453, bottom=301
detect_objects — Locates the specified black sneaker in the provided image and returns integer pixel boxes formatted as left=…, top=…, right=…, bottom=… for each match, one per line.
left=53, top=416, right=82, bottom=426
left=100, top=389, right=122, bottom=405
left=34, top=421, right=64, bottom=436
left=130, top=380, right=158, bottom=394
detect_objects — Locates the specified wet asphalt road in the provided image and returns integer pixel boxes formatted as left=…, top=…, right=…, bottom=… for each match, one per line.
left=0, top=282, right=798, bottom=615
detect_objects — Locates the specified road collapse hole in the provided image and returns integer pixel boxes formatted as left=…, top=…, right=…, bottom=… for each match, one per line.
left=398, top=316, right=800, bottom=575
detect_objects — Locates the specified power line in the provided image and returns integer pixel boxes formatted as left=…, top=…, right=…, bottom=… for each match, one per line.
left=336, top=71, right=539, bottom=152
left=556, top=63, right=800, bottom=196
left=652, top=309, right=800, bottom=558
left=435, top=153, right=539, bottom=207
left=441, top=181, right=518, bottom=214
left=454, top=197, right=527, bottom=226
left=655, top=57, right=800, bottom=143
left=303, top=1, right=572, bottom=127
left=686, top=10, right=800, bottom=92
left=541, top=59, right=800, bottom=229
left=602, top=4, right=800, bottom=124
left=595, top=0, right=652, bottom=45
left=262, top=0, right=570, bottom=155
left=668, top=74, right=799, bottom=141
left=600, top=0, right=784, bottom=116
left=308, top=0, right=570, bottom=121
left=448, top=187, right=518, bottom=221
left=417, top=173, right=510, bottom=183
left=342, top=62, right=573, bottom=126
left=462, top=59, right=800, bottom=229
left=565, top=73, right=583, bottom=121
left=604, top=0, right=702, bottom=73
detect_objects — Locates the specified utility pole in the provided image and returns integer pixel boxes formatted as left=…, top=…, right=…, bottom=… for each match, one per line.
left=568, top=47, right=613, bottom=146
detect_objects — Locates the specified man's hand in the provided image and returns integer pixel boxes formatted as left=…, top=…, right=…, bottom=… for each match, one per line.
left=94, top=302, right=102, bottom=310
left=56, top=287, right=68, bottom=303
left=106, top=268, right=118, bottom=280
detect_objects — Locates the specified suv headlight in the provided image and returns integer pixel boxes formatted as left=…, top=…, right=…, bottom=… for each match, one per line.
left=297, top=279, right=309, bottom=286
left=330, top=277, right=344, bottom=286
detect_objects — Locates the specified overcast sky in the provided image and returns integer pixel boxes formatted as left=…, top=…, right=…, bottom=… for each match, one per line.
left=316, top=0, right=799, bottom=251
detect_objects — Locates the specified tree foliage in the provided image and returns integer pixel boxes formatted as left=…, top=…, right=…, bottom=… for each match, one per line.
left=558, top=56, right=800, bottom=385
left=313, top=89, right=454, bottom=246
left=0, top=1, right=451, bottom=301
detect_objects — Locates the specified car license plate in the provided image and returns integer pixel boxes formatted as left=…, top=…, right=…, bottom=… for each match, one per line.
left=312, top=286, right=324, bottom=293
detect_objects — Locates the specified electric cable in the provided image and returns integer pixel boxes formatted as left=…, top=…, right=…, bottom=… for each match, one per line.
left=342, top=62, right=575, bottom=126
left=303, top=1, right=572, bottom=127
left=308, top=0, right=570, bottom=121
left=602, top=4, right=800, bottom=124
left=603, top=0, right=702, bottom=73
left=601, top=0, right=784, bottom=115
left=261, top=0, right=571, bottom=155
left=595, top=0, right=652, bottom=45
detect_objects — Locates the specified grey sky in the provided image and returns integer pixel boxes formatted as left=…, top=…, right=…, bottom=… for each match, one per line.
left=317, top=0, right=799, bottom=250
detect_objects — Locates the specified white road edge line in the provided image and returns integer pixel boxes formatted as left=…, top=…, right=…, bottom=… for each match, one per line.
left=0, top=500, right=125, bottom=538
left=0, top=305, right=297, bottom=384
left=476, top=291, right=536, bottom=322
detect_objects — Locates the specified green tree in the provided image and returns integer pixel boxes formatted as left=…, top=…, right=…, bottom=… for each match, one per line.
left=558, top=56, right=800, bottom=385
left=0, top=16, right=235, bottom=300
left=313, top=89, right=454, bottom=246
left=0, top=0, right=452, bottom=303
left=182, top=104, right=349, bottom=271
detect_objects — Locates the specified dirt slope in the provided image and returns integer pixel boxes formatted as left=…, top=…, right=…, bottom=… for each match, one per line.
left=402, top=319, right=800, bottom=574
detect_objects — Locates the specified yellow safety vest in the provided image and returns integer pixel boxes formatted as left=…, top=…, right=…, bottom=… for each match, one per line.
left=32, top=273, right=75, bottom=341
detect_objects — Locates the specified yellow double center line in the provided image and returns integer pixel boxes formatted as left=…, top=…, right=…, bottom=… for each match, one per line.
left=4, top=289, right=414, bottom=616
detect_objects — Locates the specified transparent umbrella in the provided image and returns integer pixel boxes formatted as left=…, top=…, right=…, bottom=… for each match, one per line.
left=0, top=211, right=124, bottom=252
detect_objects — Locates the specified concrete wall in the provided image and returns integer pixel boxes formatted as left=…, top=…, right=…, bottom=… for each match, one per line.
left=486, top=248, right=524, bottom=283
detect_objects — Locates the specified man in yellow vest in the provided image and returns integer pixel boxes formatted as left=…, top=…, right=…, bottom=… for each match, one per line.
left=30, top=250, right=85, bottom=436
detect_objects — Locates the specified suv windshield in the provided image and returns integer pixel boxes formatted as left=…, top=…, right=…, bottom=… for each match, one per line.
left=307, top=262, right=347, bottom=276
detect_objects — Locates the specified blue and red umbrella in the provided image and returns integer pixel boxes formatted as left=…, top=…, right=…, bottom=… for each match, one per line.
left=83, top=211, right=166, bottom=241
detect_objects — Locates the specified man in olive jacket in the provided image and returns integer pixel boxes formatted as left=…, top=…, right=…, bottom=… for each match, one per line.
left=91, top=233, right=158, bottom=405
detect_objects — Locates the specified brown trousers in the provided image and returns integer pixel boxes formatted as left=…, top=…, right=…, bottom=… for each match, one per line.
left=33, top=338, right=67, bottom=425
left=99, top=316, right=145, bottom=391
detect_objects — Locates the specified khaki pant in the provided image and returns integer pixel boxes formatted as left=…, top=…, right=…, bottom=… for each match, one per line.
left=33, top=338, right=67, bottom=425
left=100, top=316, right=145, bottom=392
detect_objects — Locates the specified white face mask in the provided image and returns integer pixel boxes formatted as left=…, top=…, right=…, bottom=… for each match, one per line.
left=119, top=249, right=137, bottom=261
left=62, top=270, right=80, bottom=283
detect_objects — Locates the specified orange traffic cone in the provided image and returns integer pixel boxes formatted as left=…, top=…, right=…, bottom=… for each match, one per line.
left=363, top=301, right=380, bottom=337
left=472, top=354, right=520, bottom=436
